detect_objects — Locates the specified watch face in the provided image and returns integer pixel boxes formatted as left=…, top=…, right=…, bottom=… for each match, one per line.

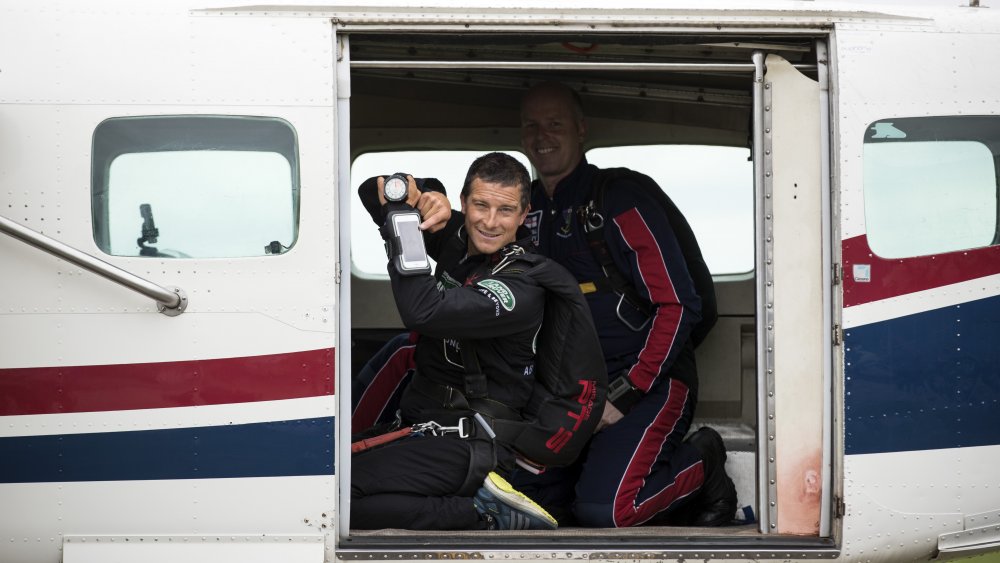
left=383, top=176, right=408, bottom=202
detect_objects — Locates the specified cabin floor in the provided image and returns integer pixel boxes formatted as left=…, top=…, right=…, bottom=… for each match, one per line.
left=350, top=421, right=759, bottom=538
left=350, top=522, right=760, bottom=538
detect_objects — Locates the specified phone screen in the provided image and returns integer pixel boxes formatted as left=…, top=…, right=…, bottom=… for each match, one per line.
left=392, top=212, right=429, bottom=271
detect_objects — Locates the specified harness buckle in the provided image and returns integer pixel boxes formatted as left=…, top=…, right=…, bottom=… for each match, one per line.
left=412, top=418, right=471, bottom=438
left=616, top=293, right=653, bottom=332
left=580, top=201, right=604, bottom=233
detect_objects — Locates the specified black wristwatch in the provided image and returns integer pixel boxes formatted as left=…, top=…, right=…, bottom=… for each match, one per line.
left=607, top=374, right=642, bottom=414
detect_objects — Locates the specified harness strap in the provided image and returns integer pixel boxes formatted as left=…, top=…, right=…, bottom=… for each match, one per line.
left=579, top=179, right=655, bottom=319
left=408, top=375, right=528, bottom=446
left=579, top=167, right=718, bottom=347
left=458, top=340, right=488, bottom=399
left=350, top=427, right=412, bottom=453
left=580, top=210, right=655, bottom=317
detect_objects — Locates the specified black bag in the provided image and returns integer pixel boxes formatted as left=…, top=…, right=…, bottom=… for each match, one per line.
left=491, top=254, right=608, bottom=467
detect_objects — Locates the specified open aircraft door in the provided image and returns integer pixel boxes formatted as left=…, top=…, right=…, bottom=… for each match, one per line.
left=752, top=51, right=834, bottom=538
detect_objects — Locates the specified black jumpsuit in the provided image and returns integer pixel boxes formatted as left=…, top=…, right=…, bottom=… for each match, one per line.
left=351, top=191, right=546, bottom=530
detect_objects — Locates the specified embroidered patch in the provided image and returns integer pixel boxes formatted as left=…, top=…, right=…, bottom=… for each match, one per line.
left=477, top=279, right=516, bottom=312
left=524, top=210, right=543, bottom=247
left=556, top=207, right=574, bottom=238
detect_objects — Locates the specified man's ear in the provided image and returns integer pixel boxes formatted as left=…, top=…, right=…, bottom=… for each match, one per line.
left=578, top=118, right=588, bottom=142
left=460, top=195, right=468, bottom=214
left=518, top=205, right=530, bottom=226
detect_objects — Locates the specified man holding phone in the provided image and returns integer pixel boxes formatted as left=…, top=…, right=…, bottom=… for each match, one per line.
left=352, top=152, right=604, bottom=530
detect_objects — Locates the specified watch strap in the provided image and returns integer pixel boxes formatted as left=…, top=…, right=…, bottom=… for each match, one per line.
left=607, top=374, right=642, bottom=414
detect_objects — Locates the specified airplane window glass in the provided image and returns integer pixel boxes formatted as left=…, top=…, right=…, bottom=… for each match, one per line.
left=864, top=117, right=999, bottom=258
left=586, top=145, right=754, bottom=275
left=92, top=116, right=299, bottom=258
left=350, top=150, right=532, bottom=277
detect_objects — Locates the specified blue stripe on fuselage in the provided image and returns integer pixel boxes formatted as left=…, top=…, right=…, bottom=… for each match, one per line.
left=0, top=417, right=334, bottom=483
left=845, top=294, right=1000, bottom=455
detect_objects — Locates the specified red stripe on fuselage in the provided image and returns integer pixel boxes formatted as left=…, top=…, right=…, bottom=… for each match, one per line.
left=843, top=235, right=1000, bottom=307
left=0, top=348, right=335, bottom=416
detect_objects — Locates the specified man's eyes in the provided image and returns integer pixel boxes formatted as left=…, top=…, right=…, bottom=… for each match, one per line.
left=521, top=120, right=563, bottom=129
left=473, top=202, right=516, bottom=215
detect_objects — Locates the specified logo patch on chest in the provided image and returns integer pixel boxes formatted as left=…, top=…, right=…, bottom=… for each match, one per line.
left=477, top=279, right=516, bottom=312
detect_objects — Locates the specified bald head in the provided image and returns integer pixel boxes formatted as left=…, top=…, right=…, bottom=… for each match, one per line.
left=521, top=81, right=585, bottom=122
left=519, top=82, right=588, bottom=195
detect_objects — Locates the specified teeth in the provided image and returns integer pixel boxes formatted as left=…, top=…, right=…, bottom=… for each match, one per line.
left=537, top=147, right=555, bottom=155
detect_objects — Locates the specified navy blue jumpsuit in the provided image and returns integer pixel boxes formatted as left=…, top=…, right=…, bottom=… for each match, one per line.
left=520, top=159, right=705, bottom=527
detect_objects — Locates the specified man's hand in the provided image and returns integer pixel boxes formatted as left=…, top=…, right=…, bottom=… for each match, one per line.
left=376, top=175, right=422, bottom=207
left=376, top=175, right=451, bottom=232
left=595, top=402, right=624, bottom=432
left=416, top=191, right=451, bottom=232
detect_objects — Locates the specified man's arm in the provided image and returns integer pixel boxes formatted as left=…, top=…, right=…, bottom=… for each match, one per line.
left=604, top=181, right=702, bottom=394
left=388, top=265, right=544, bottom=340
left=359, top=175, right=457, bottom=260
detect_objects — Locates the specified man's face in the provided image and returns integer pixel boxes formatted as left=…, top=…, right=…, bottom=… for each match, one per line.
left=460, top=178, right=528, bottom=256
left=520, top=89, right=586, bottom=191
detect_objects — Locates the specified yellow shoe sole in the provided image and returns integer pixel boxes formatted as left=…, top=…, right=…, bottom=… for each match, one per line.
left=484, top=471, right=558, bottom=529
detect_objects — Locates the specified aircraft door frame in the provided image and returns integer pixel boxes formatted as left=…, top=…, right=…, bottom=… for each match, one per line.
left=335, top=30, right=355, bottom=541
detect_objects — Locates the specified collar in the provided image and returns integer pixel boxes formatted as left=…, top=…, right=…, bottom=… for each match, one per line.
left=532, top=157, right=593, bottom=204
left=454, top=227, right=536, bottom=266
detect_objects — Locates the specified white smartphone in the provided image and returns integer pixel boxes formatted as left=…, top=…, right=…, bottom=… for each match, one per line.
left=389, top=211, right=431, bottom=275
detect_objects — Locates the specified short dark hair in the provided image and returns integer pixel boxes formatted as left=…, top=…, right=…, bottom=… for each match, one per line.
left=461, top=152, right=531, bottom=210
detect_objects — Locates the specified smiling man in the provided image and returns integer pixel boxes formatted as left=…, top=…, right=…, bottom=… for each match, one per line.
left=351, top=152, right=605, bottom=531
left=514, top=81, right=735, bottom=529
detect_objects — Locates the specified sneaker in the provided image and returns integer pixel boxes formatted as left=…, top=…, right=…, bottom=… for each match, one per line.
left=473, top=472, right=558, bottom=530
left=686, top=427, right=738, bottom=526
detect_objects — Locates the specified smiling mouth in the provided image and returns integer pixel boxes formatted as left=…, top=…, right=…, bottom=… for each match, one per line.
left=537, top=147, right=556, bottom=155
left=477, top=228, right=501, bottom=239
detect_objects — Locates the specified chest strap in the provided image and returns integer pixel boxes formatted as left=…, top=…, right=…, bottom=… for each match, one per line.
left=579, top=202, right=655, bottom=321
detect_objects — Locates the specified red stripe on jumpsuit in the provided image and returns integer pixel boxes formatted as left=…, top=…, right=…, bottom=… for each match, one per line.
left=351, top=340, right=416, bottom=433
left=612, top=208, right=684, bottom=392
left=612, top=378, right=704, bottom=526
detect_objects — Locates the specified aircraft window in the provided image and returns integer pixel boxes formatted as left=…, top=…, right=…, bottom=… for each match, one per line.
left=863, top=116, right=999, bottom=258
left=351, top=150, right=532, bottom=277
left=586, top=145, right=754, bottom=275
left=92, top=116, right=299, bottom=258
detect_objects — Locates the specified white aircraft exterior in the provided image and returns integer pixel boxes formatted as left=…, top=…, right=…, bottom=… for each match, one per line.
left=1, top=1, right=998, bottom=562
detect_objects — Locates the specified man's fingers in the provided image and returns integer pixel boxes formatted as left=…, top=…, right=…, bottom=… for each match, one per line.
left=405, top=175, right=421, bottom=207
left=595, top=402, right=624, bottom=432
left=376, top=176, right=387, bottom=205
left=417, top=191, right=452, bottom=232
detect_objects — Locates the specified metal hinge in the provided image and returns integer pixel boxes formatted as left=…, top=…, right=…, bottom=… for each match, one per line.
left=833, top=263, right=841, bottom=286
left=832, top=324, right=842, bottom=346
left=835, top=495, right=846, bottom=518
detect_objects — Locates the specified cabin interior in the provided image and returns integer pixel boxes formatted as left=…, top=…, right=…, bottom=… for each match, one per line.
left=346, top=29, right=828, bottom=547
